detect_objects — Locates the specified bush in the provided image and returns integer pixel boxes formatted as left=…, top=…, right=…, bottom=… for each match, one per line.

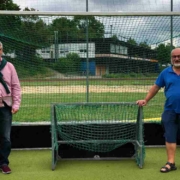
left=52, top=53, right=81, bottom=73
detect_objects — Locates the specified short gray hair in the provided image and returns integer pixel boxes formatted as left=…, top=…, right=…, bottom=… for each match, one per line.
left=0, top=42, right=3, bottom=49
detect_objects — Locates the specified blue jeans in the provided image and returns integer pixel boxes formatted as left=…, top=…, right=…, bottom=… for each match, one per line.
left=0, top=104, right=12, bottom=166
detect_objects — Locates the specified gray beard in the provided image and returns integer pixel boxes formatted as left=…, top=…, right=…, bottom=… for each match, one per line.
left=173, top=63, right=180, bottom=67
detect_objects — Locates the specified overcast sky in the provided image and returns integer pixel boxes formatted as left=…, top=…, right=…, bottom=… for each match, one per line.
left=12, top=0, right=180, bottom=12
left=11, top=0, right=180, bottom=47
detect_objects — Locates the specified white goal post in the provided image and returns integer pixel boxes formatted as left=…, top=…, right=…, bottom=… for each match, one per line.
left=0, top=11, right=180, bottom=16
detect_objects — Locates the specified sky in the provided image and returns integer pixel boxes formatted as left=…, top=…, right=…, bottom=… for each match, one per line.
left=11, top=0, right=180, bottom=47
left=12, top=0, right=180, bottom=12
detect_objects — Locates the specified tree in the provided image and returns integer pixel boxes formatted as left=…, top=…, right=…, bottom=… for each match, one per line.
left=54, top=53, right=81, bottom=73
left=3, top=7, right=51, bottom=62
left=49, top=16, right=105, bottom=41
left=156, top=43, right=175, bottom=64
left=0, top=0, right=20, bottom=10
left=49, top=17, right=79, bottom=41
left=20, top=7, right=51, bottom=46
left=139, top=41, right=150, bottom=49
left=0, top=1, right=51, bottom=78
left=127, top=38, right=137, bottom=46
left=111, top=35, right=119, bottom=42
left=74, top=16, right=104, bottom=39
left=66, top=53, right=81, bottom=72
left=0, top=0, right=21, bottom=54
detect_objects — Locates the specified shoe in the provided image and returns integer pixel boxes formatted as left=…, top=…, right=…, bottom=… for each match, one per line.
left=0, top=165, right=11, bottom=174
left=160, top=162, right=177, bottom=173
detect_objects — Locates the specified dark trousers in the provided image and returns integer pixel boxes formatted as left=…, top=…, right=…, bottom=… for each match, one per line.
left=161, top=110, right=180, bottom=143
left=0, top=104, right=12, bottom=166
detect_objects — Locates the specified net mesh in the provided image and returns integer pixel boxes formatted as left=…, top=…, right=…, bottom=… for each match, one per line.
left=12, top=0, right=179, bottom=12
left=0, top=12, right=179, bottom=123
left=52, top=102, right=145, bottom=164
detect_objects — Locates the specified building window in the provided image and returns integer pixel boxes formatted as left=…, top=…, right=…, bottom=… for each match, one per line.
left=60, top=48, right=69, bottom=53
left=120, top=45, right=127, bottom=55
left=41, top=48, right=50, bottom=53
left=79, top=49, right=87, bottom=53
left=110, top=44, right=115, bottom=53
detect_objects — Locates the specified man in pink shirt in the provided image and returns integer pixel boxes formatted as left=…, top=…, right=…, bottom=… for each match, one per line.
left=0, top=42, right=21, bottom=174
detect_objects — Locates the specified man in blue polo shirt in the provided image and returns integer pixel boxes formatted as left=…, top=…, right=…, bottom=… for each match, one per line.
left=136, top=47, right=180, bottom=173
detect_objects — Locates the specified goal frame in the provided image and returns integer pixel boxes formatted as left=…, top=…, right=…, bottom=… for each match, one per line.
left=0, top=11, right=180, bottom=16
left=51, top=102, right=144, bottom=170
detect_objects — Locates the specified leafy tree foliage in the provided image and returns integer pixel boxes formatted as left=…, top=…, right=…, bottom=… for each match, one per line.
left=74, top=16, right=104, bottom=39
left=0, top=4, right=51, bottom=62
left=0, top=0, right=20, bottom=10
left=139, top=41, right=151, bottom=49
left=0, top=0, right=21, bottom=54
left=17, top=7, right=51, bottom=46
left=49, top=17, right=79, bottom=41
left=50, top=16, right=105, bottom=41
left=127, top=37, right=175, bottom=65
left=111, top=35, right=119, bottom=42
left=127, top=38, right=137, bottom=46
left=53, top=53, right=81, bottom=73
left=155, top=43, right=175, bottom=64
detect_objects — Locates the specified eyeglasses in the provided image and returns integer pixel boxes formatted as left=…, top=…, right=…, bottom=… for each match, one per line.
left=172, top=55, right=180, bottom=58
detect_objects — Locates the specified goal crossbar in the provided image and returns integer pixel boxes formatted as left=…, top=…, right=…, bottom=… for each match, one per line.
left=0, top=11, right=180, bottom=16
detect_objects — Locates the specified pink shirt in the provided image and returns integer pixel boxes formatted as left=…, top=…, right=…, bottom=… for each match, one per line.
left=0, top=60, right=21, bottom=110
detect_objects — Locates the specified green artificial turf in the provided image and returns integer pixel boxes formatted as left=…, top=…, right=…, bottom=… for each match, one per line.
left=1, top=148, right=180, bottom=180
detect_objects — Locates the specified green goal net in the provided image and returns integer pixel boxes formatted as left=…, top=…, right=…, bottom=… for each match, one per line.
left=51, top=102, right=145, bottom=170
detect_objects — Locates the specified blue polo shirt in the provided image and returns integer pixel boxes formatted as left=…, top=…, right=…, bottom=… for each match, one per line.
left=155, top=66, right=180, bottom=113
